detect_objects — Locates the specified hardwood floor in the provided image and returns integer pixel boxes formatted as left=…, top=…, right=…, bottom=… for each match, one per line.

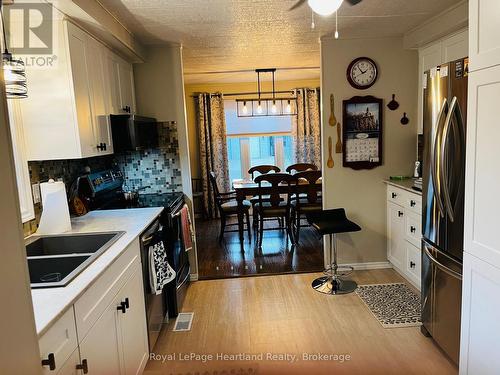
left=195, top=218, right=325, bottom=279
left=145, top=269, right=457, bottom=375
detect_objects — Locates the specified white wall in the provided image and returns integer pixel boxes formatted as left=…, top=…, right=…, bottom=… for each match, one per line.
left=133, top=45, right=198, bottom=277
left=0, top=75, right=41, bottom=372
left=321, top=37, right=418, bottom=264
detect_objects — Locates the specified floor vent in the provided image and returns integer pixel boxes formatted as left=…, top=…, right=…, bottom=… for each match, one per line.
left=173, top=312, right=194, bottom=332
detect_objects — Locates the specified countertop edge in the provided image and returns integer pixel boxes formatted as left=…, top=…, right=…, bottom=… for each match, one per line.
left=33, top=207, right=163, bottom=338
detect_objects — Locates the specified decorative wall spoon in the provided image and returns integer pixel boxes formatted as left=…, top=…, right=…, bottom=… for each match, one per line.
left=329, top=94, right=337, bottom=126
left=327, top=136, right=334, bottom=168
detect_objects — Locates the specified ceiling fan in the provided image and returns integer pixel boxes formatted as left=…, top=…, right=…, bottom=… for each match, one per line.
left=290, top=0, right=363, bottom=15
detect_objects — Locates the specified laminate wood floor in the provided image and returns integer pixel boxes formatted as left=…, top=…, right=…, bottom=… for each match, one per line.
left=196, top=218, right=324, bottom=279
left=145, top=269, right=457, bottom=375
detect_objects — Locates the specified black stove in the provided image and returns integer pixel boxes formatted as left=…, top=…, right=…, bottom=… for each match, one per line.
left=103, top=192, right=184, bottom=213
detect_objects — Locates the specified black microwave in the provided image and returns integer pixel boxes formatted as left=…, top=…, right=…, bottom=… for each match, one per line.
left=110, top=114, right=158, bottom=152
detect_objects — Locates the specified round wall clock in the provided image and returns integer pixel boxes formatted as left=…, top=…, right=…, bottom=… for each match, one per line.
left=347, top=57, right=378, bottom=90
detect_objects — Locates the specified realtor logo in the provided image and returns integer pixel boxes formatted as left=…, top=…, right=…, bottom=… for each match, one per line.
left=4, top=2, right=53, bottom=55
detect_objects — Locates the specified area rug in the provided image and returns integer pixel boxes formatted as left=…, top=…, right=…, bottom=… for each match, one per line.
left=355, top=283, right=421, bottom=328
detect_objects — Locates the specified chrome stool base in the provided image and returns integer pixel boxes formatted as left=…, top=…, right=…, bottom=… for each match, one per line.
left=312, top=276, right=358, bottom=295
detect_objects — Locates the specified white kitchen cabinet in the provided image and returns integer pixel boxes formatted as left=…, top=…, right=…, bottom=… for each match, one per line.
left=469, top=0, right=500, bottom=72
left=118, top=267, right=149, bottom=374
left=417, top=29, right=468, bottom=133
left=6, top=100, right=34, bottom=223
left=386, top=184, right=422, bottom=289
left=460, top=253, right=500, bottom=375
left=105, top=52, right=135, bottom=115
left=20, top=19, right=134, bottom=160
left=117, top=59, right=136, bottom=114
left=57, top=349, right=83, bottom=375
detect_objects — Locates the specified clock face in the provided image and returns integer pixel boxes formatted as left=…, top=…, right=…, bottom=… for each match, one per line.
left=347, top=57, right=378, bottom=89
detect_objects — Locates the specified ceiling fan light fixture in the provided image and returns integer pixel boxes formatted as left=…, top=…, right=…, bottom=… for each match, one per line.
left=308, top=0, right=343, bottom=16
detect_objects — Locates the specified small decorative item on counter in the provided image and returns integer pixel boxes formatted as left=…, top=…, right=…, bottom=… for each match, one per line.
left=327, top=136, right=334, bottom=168
left=400, top=112, right=409, bottom=125
left=335, top=122, right=343, bottom=153
left=387, top=94, right=399, bottom=111
left=329, top=94, right=337, bottom=126
left=389, top=175, right=411, bottom=181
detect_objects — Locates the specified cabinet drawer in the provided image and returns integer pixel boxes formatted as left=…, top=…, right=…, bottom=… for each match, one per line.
left=405, top=212, right=422, bottom=247
left=74, top=238, right=140, bottom=341
left=405, top=241, right=422, bottom=288
left=405, top=193, right=422, bottom=215
left=387, top=186, right=406, bottom=205
left=39, top=308, right=78, bottom=374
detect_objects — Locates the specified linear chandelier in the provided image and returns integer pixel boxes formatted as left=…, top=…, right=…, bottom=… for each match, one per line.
left=236, top=68, right=297, bottom=117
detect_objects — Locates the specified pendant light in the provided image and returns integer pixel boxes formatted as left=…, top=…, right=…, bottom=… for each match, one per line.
left=308, top=0, right=343, bottom=16
left=1, top=4, right=28, bottom=99
left=271, top=70, right=278, bottom=114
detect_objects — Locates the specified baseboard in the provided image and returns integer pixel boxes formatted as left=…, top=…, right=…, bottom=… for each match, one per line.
left=189, top=273, right=199, bottom=281
left=338, top=261, right=393, bottom=270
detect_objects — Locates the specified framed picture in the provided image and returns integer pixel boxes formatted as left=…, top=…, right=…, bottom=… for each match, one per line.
left=342, top=96, right=383, bottom=170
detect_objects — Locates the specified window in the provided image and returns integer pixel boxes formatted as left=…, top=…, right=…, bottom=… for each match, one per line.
left=225, top=100, right=294, bottom=181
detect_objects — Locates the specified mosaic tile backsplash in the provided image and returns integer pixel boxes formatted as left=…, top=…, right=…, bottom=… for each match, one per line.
left=23, top=121, right=182, bottom=235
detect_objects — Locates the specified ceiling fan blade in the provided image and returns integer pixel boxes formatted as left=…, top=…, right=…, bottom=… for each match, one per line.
left=345, top=0, right=363, bottom=5
left=289, top=0, right=307, bottom=11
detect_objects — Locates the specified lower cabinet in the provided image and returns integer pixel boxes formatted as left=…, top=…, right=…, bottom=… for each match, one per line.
left=39, top=238, right=149, bottom=375
left=386, top=184, right=423, bottom=289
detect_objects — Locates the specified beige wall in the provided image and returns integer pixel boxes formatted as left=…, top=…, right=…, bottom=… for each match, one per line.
left=321, top=37, right=418, bottom=264
left=184, top=79, right=320, bottom=179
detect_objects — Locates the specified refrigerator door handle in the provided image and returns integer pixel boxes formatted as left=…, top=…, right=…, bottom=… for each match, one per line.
left=423, top=245, right=462, bottom=280
left=431, top=99, right=448, bottom=218
left=440, top=97, right=466, bottom=223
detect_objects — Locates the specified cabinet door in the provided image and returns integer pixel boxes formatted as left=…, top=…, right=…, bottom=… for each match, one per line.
left=104, top=51, right=122, bottom=115
left=6, top=100, right=34, bottom=222
left=57, top=349, right=81, bottom=375
left=118, top=267, right=149, bottom=375
left=87, top=38, right=114, bottom=155
left=442, top=29, right=468, bottom=63
left=78, top=299, right=121, bottom=375
left=469, top=0, right=500, bottom=72
left=66, top=22, right=96, bottom=158
left=464, top=65, right=500, bottom=268
left=387, top=202, right=406, bottom=270
left=118, top=59, right=135, bottom=114
left=460, top=253, right=500, bottom=374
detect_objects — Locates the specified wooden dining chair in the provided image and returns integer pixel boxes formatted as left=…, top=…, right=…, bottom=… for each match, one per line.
left=209, top=171, right=251, bottom=242
left=248, top=164, right=281, bottom=228
left=254, top=173, right=295, bottom=249
left=290, top=170, right=323, bottom=243
left=285, top=163, right=318, bottom=174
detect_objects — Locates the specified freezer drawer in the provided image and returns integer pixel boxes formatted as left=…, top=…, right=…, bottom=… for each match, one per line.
left=421, top=240, right=462, bottom=365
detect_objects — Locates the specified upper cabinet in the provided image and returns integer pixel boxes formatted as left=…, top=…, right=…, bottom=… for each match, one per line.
left=20, top=20, right=135, bottom=160
left=469, top=0, right=500, bottom=72
left=417, top=29, right=468, bottom=134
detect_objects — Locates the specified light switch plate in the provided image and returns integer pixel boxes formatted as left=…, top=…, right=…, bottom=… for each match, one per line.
left=32, top=183, right=41, bottom=204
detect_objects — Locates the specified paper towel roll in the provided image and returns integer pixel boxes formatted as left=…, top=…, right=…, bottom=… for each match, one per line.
left=37, top=179, right=72, bottom=234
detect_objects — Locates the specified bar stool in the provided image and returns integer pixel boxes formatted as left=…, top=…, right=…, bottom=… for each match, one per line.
left=307, top=209, right=361, bottom=295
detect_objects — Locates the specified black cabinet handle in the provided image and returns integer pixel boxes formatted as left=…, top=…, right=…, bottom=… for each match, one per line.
left=398, top=211, right=404, bottom=217
left=117, top=301, right=127, bottom=313
left=410, top=226, right=416, bottom=233
left=410, top=261, right=416, bottom=268
left=124, top=297, right=130, bottom=309
left=122, top=105, right=131, bottom=113
left=392, top=192, right=397, bottom=198
left=410, top=200, right=416, bottom=207
left=41, top=353, right=56, bottom=371
left=76, top=359, right=89, bottom=374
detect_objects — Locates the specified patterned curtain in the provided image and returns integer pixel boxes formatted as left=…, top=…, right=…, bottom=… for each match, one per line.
left=196, top=93, right=230, bottom=219
left=292, top=88, right=322, bottom=167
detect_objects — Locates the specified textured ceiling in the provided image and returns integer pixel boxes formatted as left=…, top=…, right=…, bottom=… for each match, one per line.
left=100, top=0, right=462, bottom=84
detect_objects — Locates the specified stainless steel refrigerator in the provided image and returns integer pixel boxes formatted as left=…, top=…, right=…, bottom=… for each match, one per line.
left=421, top=58, right=468, bottom=365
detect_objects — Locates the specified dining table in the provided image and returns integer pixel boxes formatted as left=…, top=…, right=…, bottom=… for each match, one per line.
left=232, top=178, right=323, bottom=245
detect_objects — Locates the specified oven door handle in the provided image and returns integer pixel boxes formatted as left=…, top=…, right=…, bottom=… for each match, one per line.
left=423, top=245, right=462, bottom=280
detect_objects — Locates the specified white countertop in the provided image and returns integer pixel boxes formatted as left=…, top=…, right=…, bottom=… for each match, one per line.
left=31, top=207, right=163, bottom=337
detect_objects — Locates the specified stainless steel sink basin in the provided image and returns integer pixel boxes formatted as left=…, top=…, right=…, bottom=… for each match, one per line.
left=26, top=232, right=125, bottom=288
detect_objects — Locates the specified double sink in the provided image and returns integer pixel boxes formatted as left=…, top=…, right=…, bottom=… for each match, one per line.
left=26, top=232, right=124, bottom=288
